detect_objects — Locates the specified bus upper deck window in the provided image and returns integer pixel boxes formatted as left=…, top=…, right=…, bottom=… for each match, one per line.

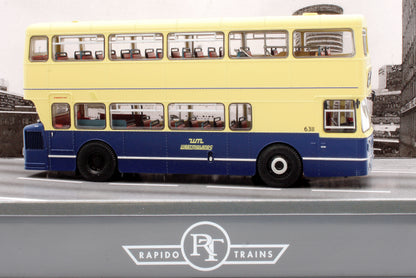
left=167, top=32, right=224, bottom=59
left=52, top=34, right=104, bottom=61
left=293, top=29, right=355, bottom=58
left=229, top=31, right=288, bottom=59
left=29, top=36, right=48, bottom=62
left=109, top=33, right=163, bottom=60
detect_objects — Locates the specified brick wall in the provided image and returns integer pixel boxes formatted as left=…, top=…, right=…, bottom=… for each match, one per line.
left=0, top=91, right=38, bottom=157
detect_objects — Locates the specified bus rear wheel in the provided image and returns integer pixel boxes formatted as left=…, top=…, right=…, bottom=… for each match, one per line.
left=77, top=141, right=117, bottom=182
left=257, top=144, right=302, bottom=187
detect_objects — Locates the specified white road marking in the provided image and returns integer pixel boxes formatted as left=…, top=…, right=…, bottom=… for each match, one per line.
left=372, top=170, right=416, bottom=175
left=18, top=177, right=83, bottom=184
left=207, top=185, right=281, bottom=191
left=109, top=182, right=179, bottom=187
left=0, top=197, right=45, bottom=202
left=312, top=189, right=391, bottom=194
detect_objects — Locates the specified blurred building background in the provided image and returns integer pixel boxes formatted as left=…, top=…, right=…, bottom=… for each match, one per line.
left=400, top=0, right=416, bottom=156
left=372, top=65, right=402, bottom=156
left=0, top=85, right=37, bottom=157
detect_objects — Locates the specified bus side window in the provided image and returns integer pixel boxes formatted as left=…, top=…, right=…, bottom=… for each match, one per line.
left=29, top=36, right=48, bottom=62
left=229, top=31, right=288, bottom=59
left=52, top=35, right=104, bottom=61
left=75, top=103, right=106, bottom=129
left=109, top=33, right=163, bottom=61
left=167, top=32, right=224, bottom=59
left=324, top=100, right=356, bottom=133
left=293, top=29, right=355, bottom=58
left=52, top=103, right=70, bottom=129
left=168, top=103, right=225, bottom=130
left=110, top=103, right=164, bottom=130
left=229, top=103, right=252, bottom=130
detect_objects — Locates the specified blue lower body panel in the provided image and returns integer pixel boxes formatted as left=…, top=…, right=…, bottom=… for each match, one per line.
left=23, top=124, right=373, bottom=178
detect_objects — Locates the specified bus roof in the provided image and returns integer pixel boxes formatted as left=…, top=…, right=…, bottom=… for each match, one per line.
left=26, top=14, right=366, bottom=35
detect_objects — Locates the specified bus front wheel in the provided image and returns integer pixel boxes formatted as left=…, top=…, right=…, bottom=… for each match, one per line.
left=77, top=141, right=117, bottom=182
left=257, top=144, right=302, bottom=187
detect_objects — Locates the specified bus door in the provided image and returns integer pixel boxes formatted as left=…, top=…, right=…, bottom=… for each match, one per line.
left=48, top=130, right=76, bottom=171
left=167, top=131, right=228, bottom=175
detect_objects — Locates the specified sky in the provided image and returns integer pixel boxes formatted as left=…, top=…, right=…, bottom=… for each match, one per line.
left=0, top=0, right=402, bottom=95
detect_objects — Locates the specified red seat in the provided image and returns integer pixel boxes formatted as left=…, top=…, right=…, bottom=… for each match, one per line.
left=171, top=48, right=181, bottom=58
left=156, top=49, right=163, bottom=58
left=182, top=48, right=192, bottom=58
left=121, top=49, right=131, bottom=59
left=145, top=49, right=156, bottom=59
left=131, top=49, right=141, bottom=59
left=55, top=52, right=68, bottom=61
left=31, top=55, right=48, bottom=61
left=208, top=47, right=218, bottom=58
left=95, top=51, right=104, bottom=60
left=194, top=48, right=204, bottom=58
left=111, top=50, right=117, bottom=59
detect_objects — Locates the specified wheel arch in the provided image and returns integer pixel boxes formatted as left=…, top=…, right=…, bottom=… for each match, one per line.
left=256, top=142, right=303, bottom=171
left=76, top=139, right=119, bottom=173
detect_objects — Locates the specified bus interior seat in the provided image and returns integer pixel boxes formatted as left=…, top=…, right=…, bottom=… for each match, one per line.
left=238, top=117, right=249, bottom=128
left=75, top=51, right=93, bottom=60
left=111, top=50, right=117, bottom=59
left=145, top=49, right=156, bottom=59
left=202, top=121, right=211, bottom=129
left=121, top=49, right=131, bottom=59
left=156, top=48, right=163, bottom=58
left=142, top=115, right=152, bottom=127
left=182, top=48, right=192, bottom=58
left=55, top=52, right=68, bottom=60
left=95, top=51, right=104, bottom=60
left=208, top=47, right=218, bottom=57
left=188, top=117, right=199, bottom=127
left=213, top=117, right=224, bottom=128
left=194, top=48, right=204, bottom=58
left=172, top=120, right=185, bottom=129
left=171, top=48, right=181, bottom=58
left=131, top=49, right=141, bottom=59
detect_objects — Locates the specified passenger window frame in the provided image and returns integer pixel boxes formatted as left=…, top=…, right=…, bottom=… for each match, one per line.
left=29, top=36, right=49, bottom=62
left=168, top=103, right=225, bottom=130
left=109, top=33, right=164, bottom=61
left=167, top=32, right=225, bottom=60
left=74, top=103, right=106, bottom=130
left=228, top=30, right=288, bottom=59
left=51, top=103, right=71, bottom=129
left=323, top=100, right=356, bottom=133
left=229, top=103, right=253, bottom=131
left=109, top=103, right=164, bottom=130
left=52, top=34, right=105, bottom=62
left=293, top=29, right=356, bottom=58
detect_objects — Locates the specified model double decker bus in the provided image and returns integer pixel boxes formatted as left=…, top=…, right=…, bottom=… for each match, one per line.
left=23, top=14, right=373, bottom=187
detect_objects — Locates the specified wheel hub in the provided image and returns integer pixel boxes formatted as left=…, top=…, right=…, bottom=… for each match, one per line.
left=270, top=157, right=288, bottom=175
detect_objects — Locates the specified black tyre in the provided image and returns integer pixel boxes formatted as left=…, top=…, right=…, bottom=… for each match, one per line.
left=77, top=142, right=117, bottom=182
left=256, top=144, right=302, bottom=187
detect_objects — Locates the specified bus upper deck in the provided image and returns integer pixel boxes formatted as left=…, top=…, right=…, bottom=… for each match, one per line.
left=25, top=15, right=371, bottom=98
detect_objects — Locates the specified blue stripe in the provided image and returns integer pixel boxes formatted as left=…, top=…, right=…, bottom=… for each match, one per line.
left=25, top=124, right=372, bottom=178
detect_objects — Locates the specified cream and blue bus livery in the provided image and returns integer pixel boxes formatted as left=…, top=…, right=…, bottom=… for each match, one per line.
left=23, top=14, right=373, bottom=187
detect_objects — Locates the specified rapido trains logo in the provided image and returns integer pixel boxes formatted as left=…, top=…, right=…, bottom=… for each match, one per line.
left=123, top=221, right=289, bottom=272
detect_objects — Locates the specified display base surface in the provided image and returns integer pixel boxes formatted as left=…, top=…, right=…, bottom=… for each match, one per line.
left=0, top=200, right=415, bottom=278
